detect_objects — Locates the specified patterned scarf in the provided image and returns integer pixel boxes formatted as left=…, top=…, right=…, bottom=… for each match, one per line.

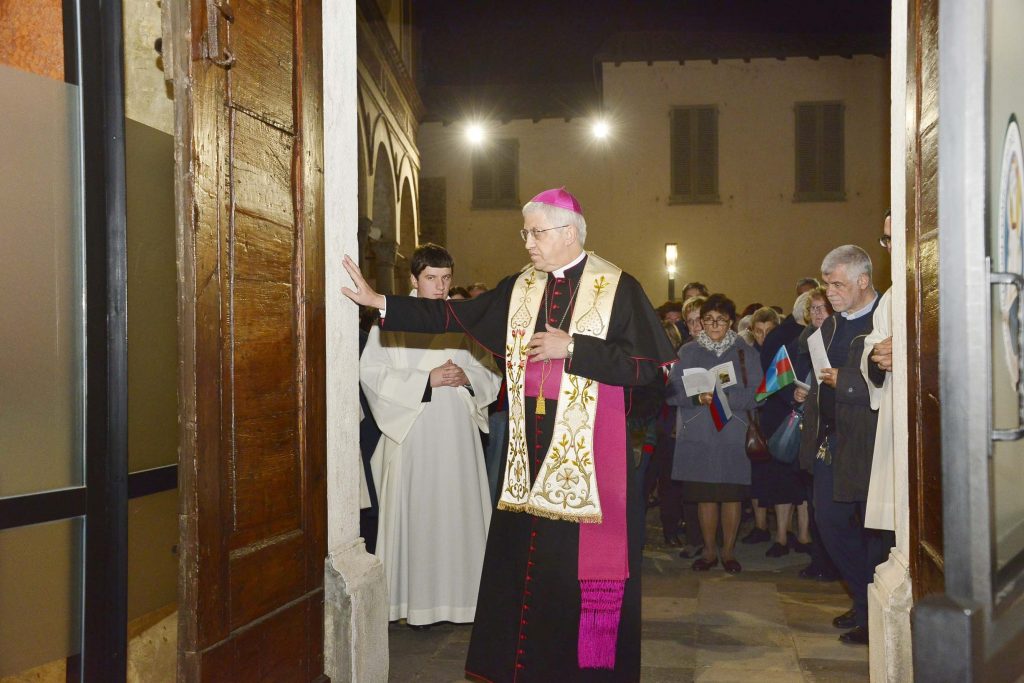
left=695, top=329, right=738, bottom=357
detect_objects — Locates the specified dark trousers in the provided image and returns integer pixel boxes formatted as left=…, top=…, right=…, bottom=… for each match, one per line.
left=803, top=472, right=839, bottom=577
left=812, top=457, right=889, bottom=629
left=652, top=433, right=687, bottom=539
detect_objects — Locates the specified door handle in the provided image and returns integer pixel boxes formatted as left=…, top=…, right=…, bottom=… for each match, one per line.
left=990, top=270, right=1024, bottom=441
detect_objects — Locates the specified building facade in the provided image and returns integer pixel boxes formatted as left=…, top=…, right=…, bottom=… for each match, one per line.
left=419, top=51, right=890, bottom=310
left=356, top=0, right=422, bottom=295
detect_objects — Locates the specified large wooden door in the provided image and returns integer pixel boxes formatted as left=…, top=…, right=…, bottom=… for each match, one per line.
left=172, top=1, right=326, bottom=679
left=905, top=0, right=944, bottom=601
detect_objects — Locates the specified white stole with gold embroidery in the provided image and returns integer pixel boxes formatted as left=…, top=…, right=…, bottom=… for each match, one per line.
left=498, top=253, right=621, bottom=523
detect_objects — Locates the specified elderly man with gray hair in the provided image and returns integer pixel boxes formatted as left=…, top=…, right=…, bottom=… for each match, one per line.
left=793, top=244, right=883, bottom=646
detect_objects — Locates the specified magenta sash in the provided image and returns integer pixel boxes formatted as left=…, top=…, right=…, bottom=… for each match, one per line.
left=525, top=359, right=628, bottom=670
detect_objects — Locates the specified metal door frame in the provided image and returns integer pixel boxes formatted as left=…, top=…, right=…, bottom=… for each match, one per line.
left=0, top=1, right=130, bottom=679
left=913, top=1, right=1024, bottom=679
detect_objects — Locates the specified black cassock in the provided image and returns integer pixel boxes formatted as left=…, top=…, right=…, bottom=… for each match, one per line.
left=382, top=256, right=675, bottom=682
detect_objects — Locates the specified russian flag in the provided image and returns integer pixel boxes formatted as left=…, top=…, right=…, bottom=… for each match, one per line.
left=756, top=345, right=797, bottom=401
left=709, top=380, right=732, bottom=431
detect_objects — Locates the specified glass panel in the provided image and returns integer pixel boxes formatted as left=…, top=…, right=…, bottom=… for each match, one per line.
left=125, top=118, right=178, bottom=473
left=0, top=518, right=84, bottom=679
left=0, top=65, right=84, bottom=495
left=988, top=0, right=1024, bottom=577
left=127, top=489, right=178, bottom=622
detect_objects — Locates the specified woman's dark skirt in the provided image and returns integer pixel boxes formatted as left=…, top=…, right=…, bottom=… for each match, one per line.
left=750, top=459, right=807, bottom=505
left=680, top=480, right=750, bottom=502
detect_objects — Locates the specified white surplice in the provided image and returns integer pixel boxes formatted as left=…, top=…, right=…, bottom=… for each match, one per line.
left=360, top=323, right=500, bottom=624
left=860, top=289, right=895, bottom=531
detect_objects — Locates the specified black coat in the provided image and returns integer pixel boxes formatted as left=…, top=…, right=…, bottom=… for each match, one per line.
left=797, top=308, right=879, bottom=503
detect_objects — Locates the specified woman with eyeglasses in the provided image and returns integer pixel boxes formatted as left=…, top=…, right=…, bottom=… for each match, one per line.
left=791, top=286, right=842, bottom=581
left=667, top=294, right=763, bottom=573
left=752, top=299, right=816, bottom=559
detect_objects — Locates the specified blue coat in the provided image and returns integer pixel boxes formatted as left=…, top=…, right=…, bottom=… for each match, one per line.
left=667, top=338, right=764, bottom=485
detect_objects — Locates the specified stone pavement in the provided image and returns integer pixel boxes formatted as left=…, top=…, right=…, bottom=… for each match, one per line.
left=388, top=514, right=869, bottom=682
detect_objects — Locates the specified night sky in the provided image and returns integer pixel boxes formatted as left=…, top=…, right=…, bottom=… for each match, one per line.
left=414, top=0, right=891, bottom=89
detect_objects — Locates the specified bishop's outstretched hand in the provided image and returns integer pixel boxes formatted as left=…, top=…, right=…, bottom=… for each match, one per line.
left=341, top=255, right=386, bottom=310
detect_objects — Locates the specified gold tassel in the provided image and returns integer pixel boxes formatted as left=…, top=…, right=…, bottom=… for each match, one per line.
left=535, top=391, right=546, bottom=416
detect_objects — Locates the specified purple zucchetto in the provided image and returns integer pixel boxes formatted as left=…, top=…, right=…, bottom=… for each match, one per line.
left=529, top=187, right=583, bottom=216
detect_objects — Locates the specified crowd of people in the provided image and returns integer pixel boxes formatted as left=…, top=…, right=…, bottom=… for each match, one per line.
left=638, top=211, right=896, bottom=647
left=344, top=188, right=896, bottom=681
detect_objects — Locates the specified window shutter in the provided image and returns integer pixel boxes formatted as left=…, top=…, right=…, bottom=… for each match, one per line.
left=671, top=108, right=693, bottom=197
left=820, top=103, right=844, bottom=194
left=471, top=139, right=518, bottom=208
left=795, top=104, right=819, bottom=196
left=495, top=140, right=517, bottom=203
left=472, top=154, right=492, bottom=204
left=795, top=101, right=844, bottom=201
left=695, top=107, right=717, bottom=197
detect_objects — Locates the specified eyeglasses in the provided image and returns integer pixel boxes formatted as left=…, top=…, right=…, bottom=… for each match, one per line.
left=809, top=304, right=829, bottom=313
left=520, top=225, right=569, bottom=241
left=700, top=316, right=731, bottom=328
left=879, top=234, right=892, bottom=248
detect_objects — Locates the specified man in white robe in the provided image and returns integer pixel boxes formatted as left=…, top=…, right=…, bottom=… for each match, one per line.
left=861, top=212, right=896, bottom=531
left=360, top=244, right=500, bottom=626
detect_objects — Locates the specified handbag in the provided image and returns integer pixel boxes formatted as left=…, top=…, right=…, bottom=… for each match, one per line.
left=737, top=348, right=771, bottom=462
left=767, top=405, right=804, bottom=464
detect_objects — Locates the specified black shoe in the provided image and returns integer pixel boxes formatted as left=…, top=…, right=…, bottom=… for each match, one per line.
left=663, top=533, right=683, bottom=547
left=765, top=542, right=790, bottom=558
left=838, top=625, right=869, bottom=645
left=408, top=623, right=432, bottom=631
left=791, top=539, right=813, bottom=554
left=832, top=608, right=857, bottom=629
left=741, top=527, right=771, bottom=544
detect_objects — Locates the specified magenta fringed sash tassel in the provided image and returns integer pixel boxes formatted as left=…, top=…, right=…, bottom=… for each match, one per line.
left=524, top=361, right=630, bottom=670
left=578, top=579, right=626, bottom=669
left=578, top=382, right=629, bottom=670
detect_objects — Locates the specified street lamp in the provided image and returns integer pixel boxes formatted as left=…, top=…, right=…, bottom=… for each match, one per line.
left=465, top=122, right=485, bottom=146
left=665, top=243, right=678, bottom=300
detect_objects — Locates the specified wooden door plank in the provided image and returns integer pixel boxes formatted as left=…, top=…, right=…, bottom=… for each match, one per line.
left=176, top=0, right=325, bottom=677
left=230, top=0, right=295, bottom=133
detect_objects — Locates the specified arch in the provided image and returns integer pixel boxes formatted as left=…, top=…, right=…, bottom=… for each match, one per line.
left=370, top=143, right=398, bottom=294
left=357, top=130, right=368, bottom=220
left=371, top=142, right=397, bottom=242
left=396, top=177, right=418, bottom=294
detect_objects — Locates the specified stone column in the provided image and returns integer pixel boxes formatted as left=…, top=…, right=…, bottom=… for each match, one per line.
left=371, top=239, right=398, bottom=295
left=323, top=3, right=388, bottom=682
left=868, top=2, right=913, bottom=680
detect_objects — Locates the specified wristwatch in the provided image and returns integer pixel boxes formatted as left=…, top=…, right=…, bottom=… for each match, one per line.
left=566, top=338, right=575, bottom=361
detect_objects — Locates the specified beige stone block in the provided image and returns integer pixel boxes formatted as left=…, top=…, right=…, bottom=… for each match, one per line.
left=698, top=581, right=786, bottom=624
left=694, top=666, right=806, bottom=682
left=127, top=612, right=176, bottom=683
left=643, top=596, right=699, bottom=622
left=641, top=638, right=701, bottom=669
left=694, top=644, right=802, bottom=672
left=791, top=632, right=869, bottom=663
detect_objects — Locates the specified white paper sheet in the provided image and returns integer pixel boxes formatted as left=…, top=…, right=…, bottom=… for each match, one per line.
left=681, top=369, right=716, bottom=396
left=808, top=327, right=831, bottom=383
